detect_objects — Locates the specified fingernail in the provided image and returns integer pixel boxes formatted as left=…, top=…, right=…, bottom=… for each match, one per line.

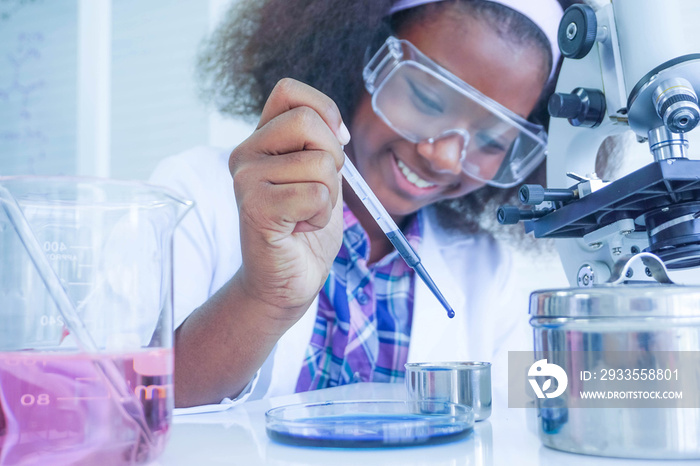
left=338, top=122, right=351, bottom=146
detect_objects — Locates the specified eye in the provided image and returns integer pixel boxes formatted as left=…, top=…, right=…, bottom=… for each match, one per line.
left=406, top=78, right=444, bottom=115
left=474, top=132, right=509, bottom=155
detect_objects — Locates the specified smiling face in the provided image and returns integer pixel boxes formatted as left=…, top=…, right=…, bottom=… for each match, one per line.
left=346, top=7, right=548, bottom=221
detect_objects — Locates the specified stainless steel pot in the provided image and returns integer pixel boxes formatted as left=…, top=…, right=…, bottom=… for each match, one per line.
left=530, top=255, right=700, bottom=459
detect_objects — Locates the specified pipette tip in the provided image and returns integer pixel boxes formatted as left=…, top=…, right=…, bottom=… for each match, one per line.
left=447, top=308, right=455, bottom=319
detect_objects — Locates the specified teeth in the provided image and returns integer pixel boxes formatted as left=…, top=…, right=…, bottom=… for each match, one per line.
left=396, top=158, right=437, bottom=189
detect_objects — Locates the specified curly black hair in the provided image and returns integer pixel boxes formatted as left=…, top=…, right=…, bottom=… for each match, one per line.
left=197, top=0, right=580, bottom=235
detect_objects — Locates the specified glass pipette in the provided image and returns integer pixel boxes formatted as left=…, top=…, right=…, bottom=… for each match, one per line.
left=341, top=152, right=455, bottom=318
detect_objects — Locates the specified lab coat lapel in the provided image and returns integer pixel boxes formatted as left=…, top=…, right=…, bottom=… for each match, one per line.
left=407, top=218, right=468, bottom=363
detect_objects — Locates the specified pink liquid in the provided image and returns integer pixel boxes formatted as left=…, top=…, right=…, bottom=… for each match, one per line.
left=0, top=349, right=172, bottom=466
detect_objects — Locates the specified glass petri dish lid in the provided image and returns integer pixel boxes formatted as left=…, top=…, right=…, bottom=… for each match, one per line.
left=265, top=399, right=474, bottom=448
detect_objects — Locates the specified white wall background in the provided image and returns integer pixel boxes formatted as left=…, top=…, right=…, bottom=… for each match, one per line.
left=0, top=0, right=255, bottom=180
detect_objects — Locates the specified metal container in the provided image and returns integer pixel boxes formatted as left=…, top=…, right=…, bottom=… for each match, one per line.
left=530, top=277, right=700, bottom=459
left=405, top=362, right=491, bottom=421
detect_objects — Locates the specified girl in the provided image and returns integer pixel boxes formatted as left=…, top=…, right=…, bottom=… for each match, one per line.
left=151, top=0, right=574, bottom=407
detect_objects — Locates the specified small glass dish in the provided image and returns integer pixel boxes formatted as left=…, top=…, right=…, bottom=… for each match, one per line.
left=265, top=399, right=474, bottom=448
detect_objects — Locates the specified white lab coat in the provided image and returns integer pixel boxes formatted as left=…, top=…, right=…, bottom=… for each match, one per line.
left=150, top=146, right=566, bottom=406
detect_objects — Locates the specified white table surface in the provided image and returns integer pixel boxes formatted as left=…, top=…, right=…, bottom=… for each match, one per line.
left=154, top=382, right=700, bottom=466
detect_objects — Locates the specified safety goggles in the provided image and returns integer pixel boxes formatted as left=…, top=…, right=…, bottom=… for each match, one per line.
left=363, top=36, right=547, bottom=188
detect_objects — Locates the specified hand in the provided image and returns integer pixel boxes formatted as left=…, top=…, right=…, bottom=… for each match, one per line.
left=229, top=78, right=350, bottom=333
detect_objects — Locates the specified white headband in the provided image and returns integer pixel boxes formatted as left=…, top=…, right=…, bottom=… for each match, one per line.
left=388, top=0, right=563, bottom=82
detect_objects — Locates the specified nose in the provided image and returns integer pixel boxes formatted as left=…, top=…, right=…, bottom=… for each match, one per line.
left=415, top=131, right=468, bottom=175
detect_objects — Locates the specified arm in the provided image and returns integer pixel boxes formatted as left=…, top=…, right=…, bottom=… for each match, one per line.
left=174, top=271, right=294, bottom=407
left=173, top=79, right=350, bottom=407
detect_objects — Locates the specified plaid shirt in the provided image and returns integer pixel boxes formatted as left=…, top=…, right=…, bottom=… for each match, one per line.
left=295, top=203, right=421, bottom=392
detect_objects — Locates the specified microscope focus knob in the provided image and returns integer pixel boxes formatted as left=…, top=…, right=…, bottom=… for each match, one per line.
left=519, top=185, right=545, bottom=205
left=497, top=206, right=523, bottom=225
left=548, top=93, right=583, bottom=119
left=496, top=205, right=551, bottom=225
left=558, top=4, right=597, bottom=59
left=549, top=88, right=606, bottom=128
left=519, top=185, right=577, bottom=205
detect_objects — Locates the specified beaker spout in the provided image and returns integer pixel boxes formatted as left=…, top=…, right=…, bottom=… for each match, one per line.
left=171, top=195, right=194, bottom=225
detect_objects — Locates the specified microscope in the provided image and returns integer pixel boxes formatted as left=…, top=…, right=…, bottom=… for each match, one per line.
left=500, top=1, right=700, bottom=458
left=499, top=0, right=700, bottom=286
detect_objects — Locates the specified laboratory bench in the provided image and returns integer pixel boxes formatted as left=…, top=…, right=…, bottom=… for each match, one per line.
left=154, top=382, right=700, bottom=466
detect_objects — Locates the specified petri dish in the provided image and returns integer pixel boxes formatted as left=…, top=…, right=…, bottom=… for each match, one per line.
left=265, top=399, right=474, bottom=448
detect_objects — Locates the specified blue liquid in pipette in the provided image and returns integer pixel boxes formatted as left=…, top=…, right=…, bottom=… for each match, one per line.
left=340, top=154, right=455, bottom=319
left=386, top=231, right=455, bottom=319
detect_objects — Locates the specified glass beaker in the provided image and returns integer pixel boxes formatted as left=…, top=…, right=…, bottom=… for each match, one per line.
left=0, top=176, right=192, bottom=465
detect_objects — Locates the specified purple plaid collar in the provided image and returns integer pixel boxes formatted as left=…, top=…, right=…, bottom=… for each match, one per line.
left=295, top=203, right=423, bottom=391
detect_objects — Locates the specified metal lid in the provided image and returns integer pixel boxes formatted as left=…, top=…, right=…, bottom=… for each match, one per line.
left=530, top=283, right=700, bottom=318
left=531, top=252, right=700, bottom=318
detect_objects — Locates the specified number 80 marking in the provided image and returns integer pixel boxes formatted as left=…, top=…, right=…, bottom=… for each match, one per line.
left=21, top=394, right=50, bottom=406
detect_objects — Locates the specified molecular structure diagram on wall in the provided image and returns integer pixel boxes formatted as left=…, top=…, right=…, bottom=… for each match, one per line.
left=1, top=0, right=41, bottom=22
left=0, top=31, right=48, bottom=174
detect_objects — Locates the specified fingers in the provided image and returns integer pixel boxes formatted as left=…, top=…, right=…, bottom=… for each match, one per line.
left=257, top=150, right=341, bottom=209
left=272, top=183, right=334, bottom=234
left=232, top=143, right=343, bottom=236
left=230, top=78, right=350, bottom=237
left=291, top=172, right=344, bottom=234
left=236, top=178, right=336, bottom=238
left=231, top=102, right=347, bottom=211
left=258, top=78, right=350, bottom=146
left=247, top=103, right=345, bottom=167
